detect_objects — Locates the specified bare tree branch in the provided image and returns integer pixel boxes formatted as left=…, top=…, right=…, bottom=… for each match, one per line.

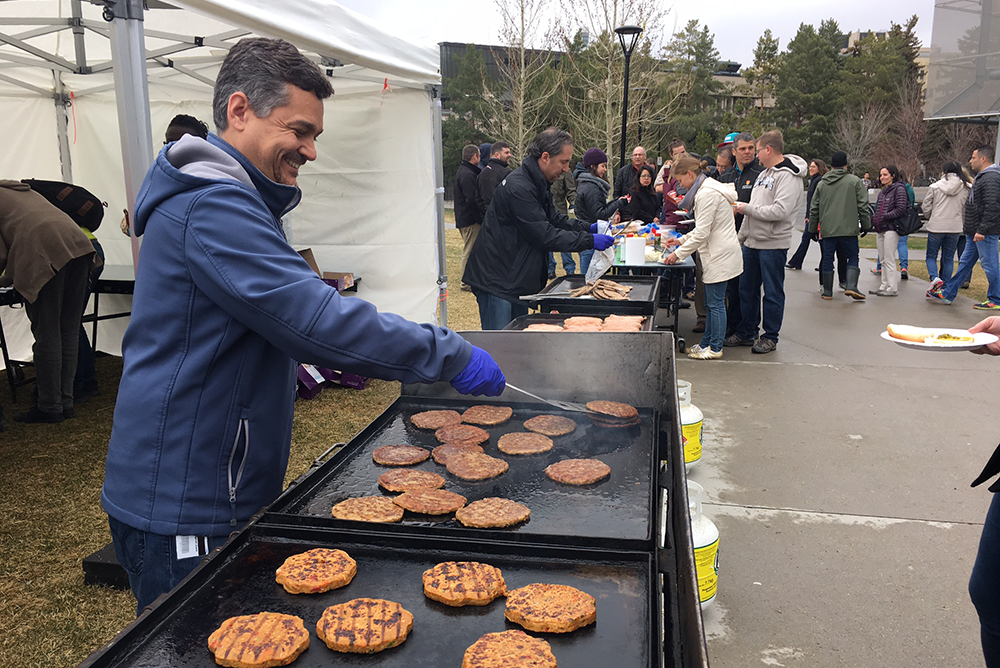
left=833, top=100, right=891, bottom=173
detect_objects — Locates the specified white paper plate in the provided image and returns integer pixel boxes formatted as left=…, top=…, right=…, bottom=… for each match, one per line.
left=880, top=329, right=998, bottom=351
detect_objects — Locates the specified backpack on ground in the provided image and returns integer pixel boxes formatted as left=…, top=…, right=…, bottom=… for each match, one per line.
left=21, top=179, right=106, bottom=232
left=893, top=204, right=923, bottom=236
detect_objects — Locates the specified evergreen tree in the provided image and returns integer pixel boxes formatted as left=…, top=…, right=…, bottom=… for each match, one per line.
left=742, top=29, right=780, bottom=114
left=773, top=20, right=843, bottom=160
left=663, top=20, right=725, bottom=148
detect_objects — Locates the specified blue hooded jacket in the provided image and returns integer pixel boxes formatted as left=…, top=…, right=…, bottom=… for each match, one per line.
left=101, top=134, right=472, bottom=536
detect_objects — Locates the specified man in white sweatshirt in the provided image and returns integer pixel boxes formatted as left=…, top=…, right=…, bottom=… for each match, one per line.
left=725, top=130, right=807, bottom=354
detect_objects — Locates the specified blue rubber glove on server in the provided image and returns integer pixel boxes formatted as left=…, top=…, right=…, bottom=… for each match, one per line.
left=450, top=346, right=506, bottom=396
left=592, top=234, right=615, bottom=251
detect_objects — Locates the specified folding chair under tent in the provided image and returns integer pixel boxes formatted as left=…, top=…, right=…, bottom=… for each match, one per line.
left=0, top=0, right=449, bottom=367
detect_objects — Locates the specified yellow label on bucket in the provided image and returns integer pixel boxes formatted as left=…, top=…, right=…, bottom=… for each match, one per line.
left=682, top=421, right=703, bottom=464
left=694, top=537, right=719, bottom=602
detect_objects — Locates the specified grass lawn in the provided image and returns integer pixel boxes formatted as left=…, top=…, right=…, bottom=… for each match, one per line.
left=0, top=219, right=485, bottom=667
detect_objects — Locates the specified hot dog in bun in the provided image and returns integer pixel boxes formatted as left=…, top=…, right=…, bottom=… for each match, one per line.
left=886, top=323, right=974, bottom=344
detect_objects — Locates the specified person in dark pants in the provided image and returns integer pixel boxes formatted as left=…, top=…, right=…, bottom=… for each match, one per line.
left=807, top=151, right=871, bottom=300
left=464, top=129, right=613, bottom=329
left=966, top=314, right=1000, bottom=667
left=73, top=237, right=104, bottom=401
left=717, top=132, right=763, bottom=336
left=0, top=181, right=98, bottom=423
left=726, top=130, right=807, bottom=354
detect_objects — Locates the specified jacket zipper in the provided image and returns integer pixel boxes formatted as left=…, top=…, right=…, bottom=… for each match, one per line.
left=227, top=418, right=250, bottom=527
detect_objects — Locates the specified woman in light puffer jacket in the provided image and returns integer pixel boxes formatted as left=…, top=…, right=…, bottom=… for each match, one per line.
left=921, top=162, right=971, bottom=293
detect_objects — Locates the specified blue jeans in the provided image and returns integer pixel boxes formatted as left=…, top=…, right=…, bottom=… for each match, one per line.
left=736, top=247, right=787, bottom=343
left=547, top=252, right=576, bottom=275
left=579, top=249, right=595, bottom=276
left=925, top=233, right=960, bottom=283
left=701, top=282, right=727, bottom=352
left=109, top=515, right=229, bottom=615
left=941, top=235, right=1000, bottom=302
left=474, top=289, right=529, bottom=330
left=820, top=236, right=859, bottom=272
left=971, top=493, right=1000, bottom=667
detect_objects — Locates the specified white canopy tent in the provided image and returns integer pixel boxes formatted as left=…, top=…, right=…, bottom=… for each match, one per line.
left=0, top=0, right=448, bottom=366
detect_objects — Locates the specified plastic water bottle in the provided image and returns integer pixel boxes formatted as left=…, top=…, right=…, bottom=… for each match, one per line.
left=687, top=480, right=719, bottom=609
left=677, top=380, right=703, bottom=472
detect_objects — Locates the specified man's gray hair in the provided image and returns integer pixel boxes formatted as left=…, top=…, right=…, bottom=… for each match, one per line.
left=734, top=132, right=755, bottom=145
left=213, top=38, right=334, bottom=132
left=526, top=128, right=573, bottom=159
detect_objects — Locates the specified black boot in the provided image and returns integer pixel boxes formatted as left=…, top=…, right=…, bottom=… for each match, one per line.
left=821, top=272, right=835, bottom=300
left=844, top=266, right=865, bottom=300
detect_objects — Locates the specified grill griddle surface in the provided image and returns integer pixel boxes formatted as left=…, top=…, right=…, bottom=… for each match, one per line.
left=101, top=533, right=654, bottom=667
left=539, top=275, right=659, bottom=302
left=271, top=398, right=655, bottom=547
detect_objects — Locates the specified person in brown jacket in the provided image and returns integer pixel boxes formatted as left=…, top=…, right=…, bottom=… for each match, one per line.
left=0, top=181, right=98, bottom=423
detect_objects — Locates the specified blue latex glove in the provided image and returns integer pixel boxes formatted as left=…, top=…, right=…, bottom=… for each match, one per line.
left=590, top=222, right=599, bottom=233
left=450, top=346, right=505, bottom=396
left=592, top=234, right=614, bottom=251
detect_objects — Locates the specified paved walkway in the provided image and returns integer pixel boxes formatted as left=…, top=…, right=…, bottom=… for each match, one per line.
left=678, top=239, right=995, bottom=667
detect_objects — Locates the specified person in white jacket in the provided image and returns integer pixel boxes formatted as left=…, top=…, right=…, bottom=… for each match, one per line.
left=922, top=162, right=971, bottom=295
left=726, top=130, right=807, bottom=354
left=664, top=155, right=743, bottom=359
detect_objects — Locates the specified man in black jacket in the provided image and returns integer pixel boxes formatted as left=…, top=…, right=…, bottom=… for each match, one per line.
left=454, top=144, right=483, bottom=292
left=929, top=145, right=1000, bottom=309
left=476, top=141, right=512, bottom=214
left=717, top=132, right=764, bottom=334
left=463, top=128, right=614, bottom=329
left=614, top=145, right=647, bottom=198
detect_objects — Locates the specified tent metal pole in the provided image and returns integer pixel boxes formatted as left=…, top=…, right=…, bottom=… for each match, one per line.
left=107, top=0, right=154, bottom=271
left=53, top=72, right=73, bottom=183
left=71, top=0, right=88, bottom=73
left=429, top=85, right=447, bottom=327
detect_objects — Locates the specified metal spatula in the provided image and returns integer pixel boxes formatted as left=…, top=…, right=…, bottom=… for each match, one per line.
left=505, top=383, right=592, bottom=413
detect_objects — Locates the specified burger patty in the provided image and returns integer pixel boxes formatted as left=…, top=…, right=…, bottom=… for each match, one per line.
left=392, top=489, right=467, bottom=515
left=523, top=414, right=577, bottom=436
left=431, top=443, right=485, bottom=465
left=410, top=409, right=463, bottom=430
left=315, top=598, right=413, bottom=654
left=207, top=612, right=309, bottom=668
left=504, top=583, right=597, bottom=633
left=377, top=469, right=446, bottom=493
left=545, top=458, right=611, bottom=485
left=462, top=630, right=556, bottom=668
left=275, top=548, right=357, bottom=595
left=461, top=404, right=513, bottom=426
left=372, top=444, right=430, bottom=466
left=497, top=432, right=554, bottom=455
left=455, top=498, right=530, bottom=528
left=586, top=400, right=639, bottom=419
left=435, top=423, right=491, bottom=447
left=445, top=452, right=509, bottom=481
left=422, top=561, right=507, bottom=607
left=331, top=496, right=405, bottom=523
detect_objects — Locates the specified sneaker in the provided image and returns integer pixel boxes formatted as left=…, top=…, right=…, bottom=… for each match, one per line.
left=460, top=285, right=472, bottom=292
left=973, top=300, right=1000, bottom=310
left=751, top=338, right=777, bottom=354
left=688, top=347, right=723, bottom=360
left=871, top=268, right=881, bottom=275
left=723, top=334, right=754, bottom=347
left=901, top=268, right=908, bottom=280
left=874, top=290, right=897, bottom=297
left=928, top=277, right=944, bottom=292
left=683, top=291, right=696, bottom=301
left=927, top=290, right=952, bottom=305
left=13, top=406, right=63, bottom=424
left=686, top=344, right=704, bottom=354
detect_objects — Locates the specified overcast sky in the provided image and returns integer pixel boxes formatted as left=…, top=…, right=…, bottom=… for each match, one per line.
left=338, top=0, right=936, bottom=68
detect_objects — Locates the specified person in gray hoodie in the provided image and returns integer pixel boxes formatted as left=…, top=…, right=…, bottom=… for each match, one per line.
left=726, top=130, right=807, bottom=354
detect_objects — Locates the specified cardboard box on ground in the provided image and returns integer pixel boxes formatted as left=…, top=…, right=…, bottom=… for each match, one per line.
left=294, top=249, right=367, bottom=398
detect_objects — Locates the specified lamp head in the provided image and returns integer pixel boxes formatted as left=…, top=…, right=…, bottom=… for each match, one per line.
left=615, top=24, right=643, bottom=58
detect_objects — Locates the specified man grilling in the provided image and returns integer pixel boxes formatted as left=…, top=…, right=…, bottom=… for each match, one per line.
left=462, top=127, right=614, bottom=330
left=101, top=37, right=505, bottom=614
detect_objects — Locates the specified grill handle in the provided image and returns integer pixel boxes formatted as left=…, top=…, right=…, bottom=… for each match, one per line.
left=312, top=442, right=346, bottom=468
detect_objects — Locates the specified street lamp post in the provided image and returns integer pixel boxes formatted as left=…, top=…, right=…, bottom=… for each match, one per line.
left=615, top=24, right=643, bottom=173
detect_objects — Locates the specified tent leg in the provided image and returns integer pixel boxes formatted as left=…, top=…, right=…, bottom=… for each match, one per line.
left=53, top=72, right=73, bottom=183
left=107, top=0, right=154, bottom=271
left=429, top=86, right=447, bottom=327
